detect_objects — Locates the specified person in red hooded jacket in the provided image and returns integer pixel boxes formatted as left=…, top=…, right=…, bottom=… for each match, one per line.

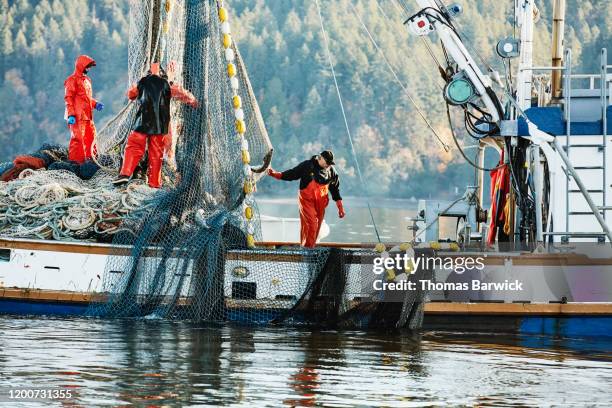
left=64, top=55, right=104, bottom=164
left=268, top=151, right=345, bottom=248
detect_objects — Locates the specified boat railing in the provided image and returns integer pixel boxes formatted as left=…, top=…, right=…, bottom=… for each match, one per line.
left=519, top=49, right=611, bottom=242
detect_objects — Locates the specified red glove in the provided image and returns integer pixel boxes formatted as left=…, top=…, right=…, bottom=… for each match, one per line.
left=336, top=200, right=346, bottom=218
left=267, top=168, right=282, bottom=180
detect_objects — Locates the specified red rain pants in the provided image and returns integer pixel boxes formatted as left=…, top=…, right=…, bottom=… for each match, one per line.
left=119, top=131, right=165, bottom=188
left=68, top=120, right=97, bottom=163
left=299, top=180, right=329, bottom=248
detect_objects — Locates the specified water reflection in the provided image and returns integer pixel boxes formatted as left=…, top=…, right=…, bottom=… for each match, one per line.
left=0, top=318, right=609, bottom=406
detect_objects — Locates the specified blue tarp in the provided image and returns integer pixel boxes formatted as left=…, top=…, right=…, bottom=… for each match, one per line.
left=518, top=105, right=612, bottom=136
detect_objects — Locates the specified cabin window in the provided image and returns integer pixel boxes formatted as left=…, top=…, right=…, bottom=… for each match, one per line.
left=0, top=249, right=10, bottom=262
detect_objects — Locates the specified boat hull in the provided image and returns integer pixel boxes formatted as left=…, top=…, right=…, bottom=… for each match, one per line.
left=0, top=238, right=610, bottom=336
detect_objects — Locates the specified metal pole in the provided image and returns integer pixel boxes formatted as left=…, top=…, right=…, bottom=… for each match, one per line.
left=553, top=138, right=612, bottom=244
left=477, top=143, right=485, bottom=233
left=516, top=0, right=535, bottom=110
left=533, top=144, right=544, bottom=242
left=564, top=49, right=571, bottom=233
left=602, top=48, right=608, bottom=220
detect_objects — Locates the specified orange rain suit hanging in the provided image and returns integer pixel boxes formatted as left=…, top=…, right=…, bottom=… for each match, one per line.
left=487, top=154, right=510, bottom=246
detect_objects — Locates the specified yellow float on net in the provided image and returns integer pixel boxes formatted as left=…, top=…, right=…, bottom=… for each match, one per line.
left=429, top=241, right=442, bottom=250
left=374, top=243, right=386, bottom=253
left=449, top=242, right=460, bottom=252
left=243, top=180, right=253, bottom=194
left=236, top=119, right=246, bottom=134
left=246, top=234, right=255, bottom=248
left=241, top=150, right=250, bottom=164
left=223, top=34, right=232, bottom=49
left=405, top=259, right=415, bottom=274
left=165, top=0, right=172, bottom=13
left=219, top=7, right=228, bottom=22
left=399, top=242, right=412, bottom=252
left=162, top=22, right=169, bottom=34
left=232, top=95, right=242, bottom=109
left=245, top=206, right=253, bottom=220
left=227, top=63, right=236, bottom=77
left=386, top=268, right=396, bottom=281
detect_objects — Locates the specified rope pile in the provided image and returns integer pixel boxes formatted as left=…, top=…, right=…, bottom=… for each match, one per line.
left=0, top=169, right=156, bottom=241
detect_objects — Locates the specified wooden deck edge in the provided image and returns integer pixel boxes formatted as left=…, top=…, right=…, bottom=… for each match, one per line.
left=423, top=302, right=612, bottom=315
left=1, top=288, right=611, bottom=316
left=2, top=238, right=612, bottom=265
left=0, top=288, right=103, bottom=303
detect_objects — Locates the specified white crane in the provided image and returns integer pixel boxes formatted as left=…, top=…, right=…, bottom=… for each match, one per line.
left=405, top=0, right=612, bottom=244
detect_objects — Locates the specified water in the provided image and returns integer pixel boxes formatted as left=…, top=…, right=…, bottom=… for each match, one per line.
left=1, top=317, right=610, bottom=407
left=259, top=197, right=415, bottom=243
left=258, top=196, right=457, bottom=243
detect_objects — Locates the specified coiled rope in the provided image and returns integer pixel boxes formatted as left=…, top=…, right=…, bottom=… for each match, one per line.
left=0, top=170, right=156, bottom=241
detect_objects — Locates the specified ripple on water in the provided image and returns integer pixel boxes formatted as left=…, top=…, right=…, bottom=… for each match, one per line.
left=0, top=317, right=610, bottom=407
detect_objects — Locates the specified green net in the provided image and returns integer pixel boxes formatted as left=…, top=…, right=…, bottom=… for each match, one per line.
left=86, top=0, right=275, bottom=321
left=0, top=0, right=428, bottom=329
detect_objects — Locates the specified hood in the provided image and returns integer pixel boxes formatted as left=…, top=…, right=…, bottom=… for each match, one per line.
left=74, top=55, right=96, bottom=75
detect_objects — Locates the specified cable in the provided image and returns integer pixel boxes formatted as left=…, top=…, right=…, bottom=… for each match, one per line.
left=446, top=105, right=506, bottom=172
left=394, top=0, right=410, bottom=15
left=314, top=0, right=381, bottom=243
left=348, top=2, right=450, bottom=152
left=376, top=0, right=446, bottom=90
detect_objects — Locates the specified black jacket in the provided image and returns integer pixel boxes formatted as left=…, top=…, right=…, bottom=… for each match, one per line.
left=133, top=75, right=172, bottom=135
left=281, top=156, right=342, bottom=201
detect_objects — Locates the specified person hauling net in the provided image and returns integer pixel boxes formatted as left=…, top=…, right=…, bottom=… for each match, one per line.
left=268, top=151, right=346, bottom=247
left=113, top=62, right=198, bottom=188
left=64, top=55, right=104, bottom=164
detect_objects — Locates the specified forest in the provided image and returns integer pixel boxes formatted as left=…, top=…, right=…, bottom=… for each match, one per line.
left=0, top=0, right=610, bottom=198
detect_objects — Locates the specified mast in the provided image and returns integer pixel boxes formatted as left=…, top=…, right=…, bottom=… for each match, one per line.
left=515, top=0, right=537, bottom=111
left=551, top=0, right=566, bottom=101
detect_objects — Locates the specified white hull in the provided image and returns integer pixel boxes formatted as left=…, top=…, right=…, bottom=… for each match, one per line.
left=1, top=238, right=610, bottom=305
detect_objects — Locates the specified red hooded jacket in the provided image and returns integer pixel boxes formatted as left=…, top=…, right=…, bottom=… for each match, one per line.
left=64, top=55, right=98, bottom=121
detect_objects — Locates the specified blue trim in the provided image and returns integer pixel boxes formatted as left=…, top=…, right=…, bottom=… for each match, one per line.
left=519, top=316, right=612, bottom=338
left=0, top=299, right=88, bottom=317
left=2, top=298, right=611, bottom=338
left=518, top=106, right=612, bottom=136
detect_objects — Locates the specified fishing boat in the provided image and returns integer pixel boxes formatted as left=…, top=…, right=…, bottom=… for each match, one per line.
left=0, top=0, right=610, bottom=335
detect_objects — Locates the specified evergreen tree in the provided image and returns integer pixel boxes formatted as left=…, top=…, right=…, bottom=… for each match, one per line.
left=0, top=0, right=609, bottom=198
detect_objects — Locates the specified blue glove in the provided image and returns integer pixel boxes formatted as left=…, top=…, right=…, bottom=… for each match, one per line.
left=95, top=102, right=104, bottom=111
left=67, top=116, right=76, bottom=125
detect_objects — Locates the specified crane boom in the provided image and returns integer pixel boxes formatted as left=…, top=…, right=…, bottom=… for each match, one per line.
left=410, top=0, right=502, bottom=123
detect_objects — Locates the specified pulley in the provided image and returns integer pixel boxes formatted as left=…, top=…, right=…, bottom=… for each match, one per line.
left=444, top=73, right=476, bottom=105
left=496, top=37, right=520, bottom=59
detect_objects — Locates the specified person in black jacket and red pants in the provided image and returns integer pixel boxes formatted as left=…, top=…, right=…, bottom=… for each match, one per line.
left=268, top=150, right=345, bottom=248
left=113, top=62, right=198, bottom=188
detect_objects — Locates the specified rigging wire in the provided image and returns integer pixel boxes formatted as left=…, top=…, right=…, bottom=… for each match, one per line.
left=374, top=0, right=444, bottom=91
left=347, top=1, right=450, bottom=151
left=313, top=0, right=381, bottom=243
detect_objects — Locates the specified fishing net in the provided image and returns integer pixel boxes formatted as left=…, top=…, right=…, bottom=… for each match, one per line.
left=0, top=0, right=428, bottom=328
left=84, top=0, right=278, bottom=321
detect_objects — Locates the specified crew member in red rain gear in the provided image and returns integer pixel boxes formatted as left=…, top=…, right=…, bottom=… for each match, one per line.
left=64, top=55, right=104, bottom=163
left=113, top=62, right=198, bottom=188
left=267, top=151, right=345, bottom=248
